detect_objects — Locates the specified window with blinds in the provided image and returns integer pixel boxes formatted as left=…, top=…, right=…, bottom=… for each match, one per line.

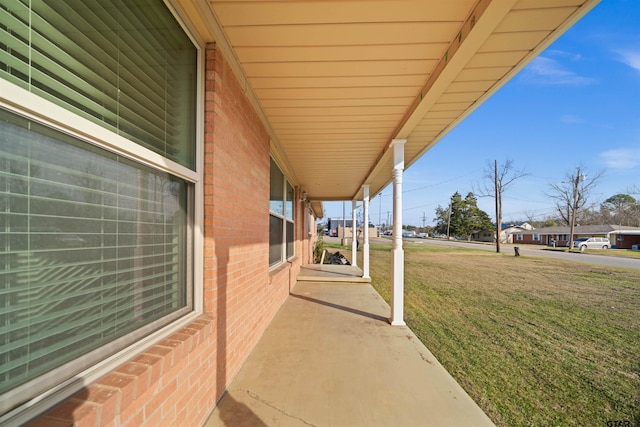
left=0, top=0, right=196, bottom=416
left=0, top=108, right=191, bottom=412
left=0, top=0, right=197, bottom=170
left=269, top=158, right=294, bottom=267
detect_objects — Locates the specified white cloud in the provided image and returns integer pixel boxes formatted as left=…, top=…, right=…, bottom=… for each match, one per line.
left=546, top=49, right=583, bottom=61
left=520, top=56, right=595, bottom=85
left=616, top=49, right=640, bottom=72
left=600, top=148, right=640, bottom=169
left=560, top=114, right=583, bottom=124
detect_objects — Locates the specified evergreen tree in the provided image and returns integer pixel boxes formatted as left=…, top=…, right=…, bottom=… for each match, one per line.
left=433, top=191, right=494, bottom=240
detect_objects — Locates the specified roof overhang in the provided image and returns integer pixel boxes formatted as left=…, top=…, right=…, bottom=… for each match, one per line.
left=171, top=0, right=600, bottom=203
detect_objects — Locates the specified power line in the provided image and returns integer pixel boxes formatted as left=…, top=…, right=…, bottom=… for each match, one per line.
left=376, top=168, right=483, bottom=197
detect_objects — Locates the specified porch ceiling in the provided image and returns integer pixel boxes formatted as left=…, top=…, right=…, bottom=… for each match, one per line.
left=173, top=0, right=599, bottom=204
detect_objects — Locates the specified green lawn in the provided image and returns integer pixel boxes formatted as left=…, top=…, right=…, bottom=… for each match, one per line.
left=335, top=242, right=640, bottom=426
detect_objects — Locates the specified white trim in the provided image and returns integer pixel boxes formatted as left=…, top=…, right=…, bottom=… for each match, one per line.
left=362, top=185, right=371, bottom=279
left=390, top=139, right=406, bottom=326
left=0, top=81, right=198, bottom=184
left=193, top=38, right=205, bottom=315
left=352, top=200, right=358, bottom=267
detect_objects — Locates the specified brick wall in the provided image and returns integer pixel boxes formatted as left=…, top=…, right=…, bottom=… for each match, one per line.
left=28, top=42, right=304, bottom=427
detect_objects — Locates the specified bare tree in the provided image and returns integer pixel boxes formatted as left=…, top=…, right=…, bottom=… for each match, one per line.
left=476, top=159, right=529, bottom=253
left=547, top=166, right=604, bottom=249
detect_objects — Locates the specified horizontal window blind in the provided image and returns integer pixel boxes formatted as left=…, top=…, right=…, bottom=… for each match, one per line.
left=0, top=0, right=196, bottom=169
left=0, top=109, right=189, bottom=399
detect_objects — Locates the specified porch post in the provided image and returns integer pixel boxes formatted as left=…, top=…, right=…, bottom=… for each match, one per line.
left=351, top=199, right=358, bottom=267
left=390, top=139, right=406, bottom=326
left=362, top=185, right=370, bottom=279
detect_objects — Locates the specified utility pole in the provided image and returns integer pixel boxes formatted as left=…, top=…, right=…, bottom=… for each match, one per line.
left=569, top=167, right=583, bottom=250
left=342, top=201, right=347, bottom=246
left=387, top=211, right=390, bottom=233
left=446, top=203, right=452, bottom=239
left=378, top=194, right=382, bottom=231
left=494, top=160, right=501, bottom=253
left=422, top=211, right=426, bottom=230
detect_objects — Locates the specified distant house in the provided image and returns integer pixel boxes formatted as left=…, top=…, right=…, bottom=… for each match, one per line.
left=500, top=222, right=534, bottom=243
left=472, top=230, right=495, bottom=242
left=517, top=225, right=640, bottom=249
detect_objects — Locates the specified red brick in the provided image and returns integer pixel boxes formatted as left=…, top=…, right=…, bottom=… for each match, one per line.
left=26, top=417, right=73, bottom=427
left=144, top=345, right=174, bottom=371
left=130, top=354, right=163, bottom=386
left=97, top=373, right=136, bottom=407
left=84, top=385, right=119, bottom=427
left=43, top=399, right=99, bottom=427
left=115, top=362, right=149, bottom=398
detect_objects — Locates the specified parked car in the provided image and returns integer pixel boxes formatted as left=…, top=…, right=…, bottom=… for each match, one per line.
left=567, top=237, right=610, bottom=249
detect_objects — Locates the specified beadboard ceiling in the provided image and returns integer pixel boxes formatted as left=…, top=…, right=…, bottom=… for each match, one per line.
left=173, top=0, right=600, bottom=209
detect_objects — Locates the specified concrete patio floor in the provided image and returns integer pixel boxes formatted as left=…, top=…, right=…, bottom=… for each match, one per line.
left=204, top=276, right=495, bottom=426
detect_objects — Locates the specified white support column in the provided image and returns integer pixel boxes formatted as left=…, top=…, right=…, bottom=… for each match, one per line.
left=362, top=185, right=370, bottom=279
left=390, top=139, right=406, bottom=326
left=351, top=199, right=358, bottom=267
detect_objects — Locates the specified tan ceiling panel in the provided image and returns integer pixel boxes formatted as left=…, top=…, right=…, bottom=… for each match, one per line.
left=272, top=121, right=399, bottom=131
left=438, top=92, right=486, bottom=104
left=447, top=80, right=495, bottom=94
left=263, top=106, right=409, bottom=117
left=243, top=60, right=437, bottom=78
left=496, top=7, right=580, bottom=33
left=223, top=22, right=461, bottom=47
left=466, top=51, right=530, bottom=68
left=479, top=31, right=552, bottom=52
left=212, top=0, right=476, bottom=26
left=419, top=110, right=462, bottom=119
left=514, top=0, right=585, bottom=9
left=417, top=118, right=453, bottom=126
left=408, top=130, right=440, bottom=138
left=255, top=87, right=420, bottom=100
left=455, top=67, right=511, bottom=82
left=175, top=0, right=600, bottom=202
left=261, top=97, right=413, bottom=109
left=235, top=43, right=448, bottom=63
left=269, top=114, right=404, bottom=124
left=430, top=101, right=475, bottom=111
left=249, top=75, right=428, bottom=89
left=280, top=133, right=389, bottom=141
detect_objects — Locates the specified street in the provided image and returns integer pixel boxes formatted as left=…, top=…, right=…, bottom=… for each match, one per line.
left=367, top=236, right=640, bottom=270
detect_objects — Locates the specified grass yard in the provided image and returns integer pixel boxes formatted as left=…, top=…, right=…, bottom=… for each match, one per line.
left=338, top=242, right=640, bottom=426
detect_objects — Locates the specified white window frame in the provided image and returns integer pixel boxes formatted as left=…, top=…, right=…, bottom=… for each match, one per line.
left=269, top=157, right=295, bottom=268
left=0, top=10, right=204, bottom=426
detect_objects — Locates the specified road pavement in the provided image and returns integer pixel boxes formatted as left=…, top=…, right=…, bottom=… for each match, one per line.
left=367, top=236, right=640, bottom=270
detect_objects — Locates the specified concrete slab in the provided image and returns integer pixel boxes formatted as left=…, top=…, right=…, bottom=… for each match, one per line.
left=204, top=281, right=495, bottom=427
left=297, top=264, right=370, bottom=283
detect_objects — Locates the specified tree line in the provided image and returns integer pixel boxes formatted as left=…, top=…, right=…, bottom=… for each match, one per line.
left=428, top=161, right=639, bottom=249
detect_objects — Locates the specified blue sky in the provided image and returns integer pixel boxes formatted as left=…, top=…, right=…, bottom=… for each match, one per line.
left=323, top=0, right=640, bottom=227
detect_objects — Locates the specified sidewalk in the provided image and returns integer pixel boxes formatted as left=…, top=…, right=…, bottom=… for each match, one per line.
left=204, top=280, right=495, bottom=426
